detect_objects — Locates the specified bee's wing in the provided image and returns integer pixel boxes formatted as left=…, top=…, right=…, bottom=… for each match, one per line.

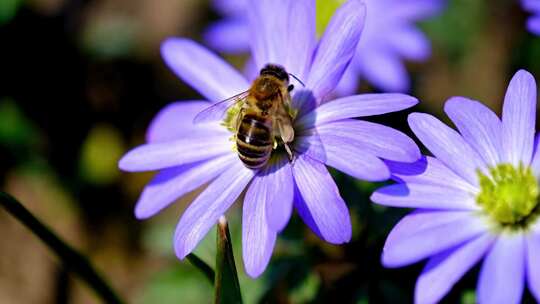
left=193, top=91, right=249, bottom=124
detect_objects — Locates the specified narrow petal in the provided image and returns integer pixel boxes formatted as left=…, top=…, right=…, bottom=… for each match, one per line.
left=408, top=112, right=486, bottom=186
left=501, top=70, right=537, bottom=166
left=161, top=38, right=249, bottom=102
left=444, top=97, right=503, bottom=167
left=334, top=65, right=360, bottom=96
left=528, top=16, right=540, bottom=35
left=134, top=154, right=237, bottom=219
left=211, top=0, right=246, bottom=16
left=293, top=155, right=352, bottom=244
left=385, top=156, right=478, bottom=194
left=527, top=231, right=540, bottom=302
left=204, top=19, right=250, bottom=54
left=174, top=161, right=255, bottom=259
left=415, top=233, right=495, bottom=304
left=530, top=134, right=540, bottom=176
left=387, top=25, right=431, bottom=61
left=296, top=134, right=390, bottom=181
left=297, top=94, right=418, bottom=128
left=243, top=174, right=278, bottom=278
left=390, top=0, right=445, bottom=20
left=478, top=234, right=525, bottom=304
left=119, top=136, right=231, bottom=172
left=306, top=0, right=366, bottom=100
left=247, top=0, right=288, bottom=69
left=371, top=183, right=478, bottom=210
left=315, top=119, right=420, bottom=162
left=357, top=48, right=410, bottom=92
left=257, top=156, right=294, bottom=232
left=283, top=0, right=316, bottom=80
left=146, top=101, right=226, bottom=143
left=381, top=210, right=488, bottom=267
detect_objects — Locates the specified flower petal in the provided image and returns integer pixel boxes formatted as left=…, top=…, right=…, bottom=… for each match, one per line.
left=315, top=119, right=420, bottom=162
left=415, top=233, right=495, bottom=304
left=390, top=0, right=445, bottom=20
left=478, top=234, right=525, bottom=304
left=527, top=231, right=540, bottom=302
left=204, top=19, right=250, bottom=54
left=256, top=156, right=294, bottom=232
left=387, top=25, right=430, bottom=61
left=385, top=156, right=478, bottom=193
left=119, top=136, right=231, bottom=172
left=297, top=93, right=418, bottom=128
left=161, top=38, right=249, bottom=102
left=243, top=173, right=278, bottom=278
left=371, top=183, right=478, bottom=210
left=357, top=48, right=410, bottom=92
left=247, top=0, right=288, bottom=69
left=146, top=101, right=226, bottom=143
left=283, top=0, right=316, bottom=80
left=293, top=155, right=351, bottom=243
left=334, top=65, right=359, bottom=96
left=528, top=16, right=540, bottom=35
left=444, top=97, right=503, bottom=167
left=501, top=70, right=537, bottom=166
left=306, top=0, right=366, bottom=100
left=134, top=154, right=237, bottom=219
left=296, top=133, right=390, bottom=181
left=408, top=112, right=486, bottom=186
left=381, top=210, right=488, bottom=267
left=174, top=160, right=255, bottom=259
left=530, top=134, right=540, bottom=176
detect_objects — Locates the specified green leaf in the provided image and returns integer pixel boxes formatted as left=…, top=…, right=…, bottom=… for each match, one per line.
left=0, top=191, right=124, bottom=304
left=214, top=216, right=243, bottom=304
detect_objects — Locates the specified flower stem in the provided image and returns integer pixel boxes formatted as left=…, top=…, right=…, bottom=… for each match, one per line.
left=0, top=191, right=124, bottom=304
left=214, top=215, right=243, bottom=304
left=187, top=253, right=215, bottom=284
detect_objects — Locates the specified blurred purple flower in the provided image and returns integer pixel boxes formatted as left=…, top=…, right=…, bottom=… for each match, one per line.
left=522, top=0, right=540, bottom=35
left=120, top=0, right=420, bottom=277
left=205, top=0, right=444, bottom=93
left=371, top=70, right=540, bottom=303
left=337, top=0, right=444, bottom=94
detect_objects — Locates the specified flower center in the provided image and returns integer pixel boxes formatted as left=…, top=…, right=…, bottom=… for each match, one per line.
left=476, top=164, right=540, bottom=228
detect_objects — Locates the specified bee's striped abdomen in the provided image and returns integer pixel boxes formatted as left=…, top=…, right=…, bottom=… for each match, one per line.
left=236, top=114, right=272, bottom=169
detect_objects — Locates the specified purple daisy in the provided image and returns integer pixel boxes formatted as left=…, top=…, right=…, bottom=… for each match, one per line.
left=523, top=0, right=540, bottom=35
left=204, top=0, right=444, bottom=94
left=371, top=70, right=540, bottom=303
left=120, top=0, right=421, bottom=278
left=336, top=0, right=445, bottom=94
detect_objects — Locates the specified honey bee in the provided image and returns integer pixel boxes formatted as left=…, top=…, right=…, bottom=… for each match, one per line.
left=194, top=64, right=299, bottom=169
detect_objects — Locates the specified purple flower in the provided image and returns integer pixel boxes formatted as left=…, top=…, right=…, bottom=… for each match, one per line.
left=337, top=0, right=444, bottom=94
left=523, top=0, right=540, bottom=35
left=371, top=70, right=540, bottom=303
left=205, top=0, right=444, bottom=94
left=120, top=0, right=420, bottom=277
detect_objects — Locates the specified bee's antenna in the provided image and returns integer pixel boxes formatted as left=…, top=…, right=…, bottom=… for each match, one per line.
left=289, top=73, right=305, bottom=87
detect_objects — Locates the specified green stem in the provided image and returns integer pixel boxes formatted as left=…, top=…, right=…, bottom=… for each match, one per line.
left=0, top=191, right=124, bottom=304
left=214, top=216, right=243, bottom=304
left=187, top=253, right=215, bottom=284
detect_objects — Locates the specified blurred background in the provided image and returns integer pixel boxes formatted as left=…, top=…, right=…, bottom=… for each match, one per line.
left=0, top=0, right=539, bottom=303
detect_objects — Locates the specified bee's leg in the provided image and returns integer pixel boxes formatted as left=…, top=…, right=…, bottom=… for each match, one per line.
left=284, top=142, right=295, bottom=164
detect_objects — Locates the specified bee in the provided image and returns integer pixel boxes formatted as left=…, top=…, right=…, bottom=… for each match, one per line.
left=194, top=64, right=299, bottom=169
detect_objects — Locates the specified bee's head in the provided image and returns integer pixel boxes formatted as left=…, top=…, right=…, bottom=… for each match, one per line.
left=260, top=64, right=289, bottom=83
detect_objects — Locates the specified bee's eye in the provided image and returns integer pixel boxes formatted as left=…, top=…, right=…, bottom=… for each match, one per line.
left=287, top=84, right=294, bottom=92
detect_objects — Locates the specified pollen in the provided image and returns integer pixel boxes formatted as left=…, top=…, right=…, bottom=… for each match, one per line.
left=476, top=164, right=539, bottom=229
